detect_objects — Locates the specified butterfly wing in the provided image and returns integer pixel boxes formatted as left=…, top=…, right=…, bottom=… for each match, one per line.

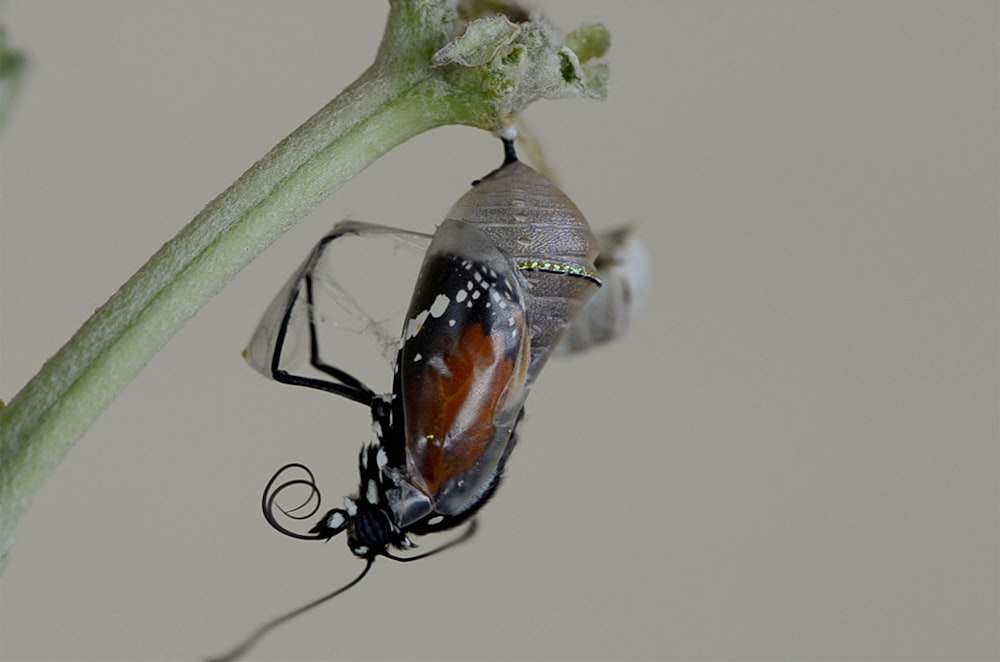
left=384, top=219, right=532, bottom=526
left=245, top=220, right=432, bottom=398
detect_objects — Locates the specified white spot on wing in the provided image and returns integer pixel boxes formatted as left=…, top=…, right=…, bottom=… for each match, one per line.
left=456, top=290, right=468, bottom=303
left=405, top=310, right=431, bottom=339
left=366, top=479, right=379, bottom=504
left=429, top=294, right=450, bottom=318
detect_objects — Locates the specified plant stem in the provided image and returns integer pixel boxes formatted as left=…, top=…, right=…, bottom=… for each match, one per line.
left=0, top=26, right=28, bottom=131
left=0, top=76, right=448, bottom=568
left=0, top=0, right=609, bottom=570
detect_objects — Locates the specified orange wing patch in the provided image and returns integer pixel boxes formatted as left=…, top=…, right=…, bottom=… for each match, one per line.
left=404, top=322, right=515, bottom=496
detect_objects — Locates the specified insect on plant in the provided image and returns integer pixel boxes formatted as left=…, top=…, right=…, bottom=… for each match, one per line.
left=214, top=138, right=647, bottom=659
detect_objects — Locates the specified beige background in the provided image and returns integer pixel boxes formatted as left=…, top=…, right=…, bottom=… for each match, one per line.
left=1, top=1, right=997, bottom=660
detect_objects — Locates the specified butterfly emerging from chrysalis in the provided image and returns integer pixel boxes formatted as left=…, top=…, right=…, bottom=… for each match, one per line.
left=212, top=138, right=649, bottom=660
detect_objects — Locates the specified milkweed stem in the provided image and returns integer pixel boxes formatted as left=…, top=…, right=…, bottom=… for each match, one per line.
left=0, top=0, right=608, bottom=570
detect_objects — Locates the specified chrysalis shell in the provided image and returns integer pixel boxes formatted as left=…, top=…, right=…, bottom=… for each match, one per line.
left=446, top=158, right=602, bottom=382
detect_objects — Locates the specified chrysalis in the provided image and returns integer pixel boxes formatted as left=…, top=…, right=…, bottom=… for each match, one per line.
left=246, top=138, right=601, bottom=559
left=217, top=139, right=641, bottom=660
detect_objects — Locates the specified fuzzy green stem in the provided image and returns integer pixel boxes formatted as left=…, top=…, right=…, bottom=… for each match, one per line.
left=0, top=25, right=29, bottom=131
left=0, top=0, right=608, bottom=570
left=0, top=87, right=451, bottom=555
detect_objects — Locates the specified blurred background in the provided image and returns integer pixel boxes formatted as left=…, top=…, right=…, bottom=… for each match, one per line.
left=1, top=1, right=996, bottom=660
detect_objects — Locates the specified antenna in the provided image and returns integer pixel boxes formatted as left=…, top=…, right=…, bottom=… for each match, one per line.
left=207, top=520, right=478, bottom=661
left=206, top=558, right=375, bottom=662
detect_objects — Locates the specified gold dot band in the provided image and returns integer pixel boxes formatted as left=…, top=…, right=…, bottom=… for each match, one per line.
left=517, top=260, right=602, bottom=286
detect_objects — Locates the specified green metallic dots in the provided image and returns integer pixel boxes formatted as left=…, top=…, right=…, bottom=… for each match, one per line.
left=517, top=260, right=602, bottom=285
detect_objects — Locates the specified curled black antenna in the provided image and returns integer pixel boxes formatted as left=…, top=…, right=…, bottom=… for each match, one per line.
left=262, top=463, right=327, bottom=541
left=206, top=558, right=375, bottom=662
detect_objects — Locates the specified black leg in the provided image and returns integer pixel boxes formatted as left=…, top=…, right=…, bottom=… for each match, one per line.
left=303, top=273, right=372, bottom=394
left=259, top=220, right=432, bottom=406
left=267, top=272, right=374, bottom=406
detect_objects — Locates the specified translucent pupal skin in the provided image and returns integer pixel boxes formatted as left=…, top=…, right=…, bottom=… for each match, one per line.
left=244, top=221, right=432, bottom=402
left=446, top=159, right=602, bottom=383
left=554, top=225, right=652, bottom=355
left=385, top=219, right=530, bottom=527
